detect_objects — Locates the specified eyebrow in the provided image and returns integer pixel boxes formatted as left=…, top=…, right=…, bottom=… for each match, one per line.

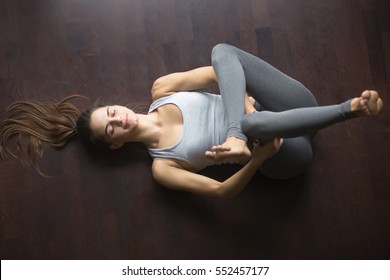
left=104, top=107, right=110, bottom=137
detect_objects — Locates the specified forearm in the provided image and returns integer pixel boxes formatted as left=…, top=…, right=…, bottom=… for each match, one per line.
left=218, top=157, right=266, bottom=198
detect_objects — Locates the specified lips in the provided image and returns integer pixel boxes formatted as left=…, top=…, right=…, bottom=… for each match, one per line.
left=124, top=114, right=129, bottom=129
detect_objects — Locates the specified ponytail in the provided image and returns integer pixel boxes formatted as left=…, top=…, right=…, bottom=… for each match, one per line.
left=0, top=95, right=84, bottom=177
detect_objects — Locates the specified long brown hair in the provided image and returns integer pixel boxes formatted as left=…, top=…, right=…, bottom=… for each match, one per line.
left=0, top=95, right=84, bottom=177
left=0, top=95, right=149, bottom=177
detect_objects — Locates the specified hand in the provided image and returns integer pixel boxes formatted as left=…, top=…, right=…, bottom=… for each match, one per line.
left=205, top=137, right=251, bottom=164
left=251, top=138, right=284, bottom=165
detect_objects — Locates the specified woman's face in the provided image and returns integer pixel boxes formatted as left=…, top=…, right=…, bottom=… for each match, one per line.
left=89, top=105, right=138, bottom=149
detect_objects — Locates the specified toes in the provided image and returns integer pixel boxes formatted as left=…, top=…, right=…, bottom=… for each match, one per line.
left=354, top=90, right=382, bottom=116
left=377, top=98, right=383, bottom=113
left=361, top=90, right=371, bottom=99
left=367, top=91, right=380, bottom=114
left=368, top=90, right=379, bottom=104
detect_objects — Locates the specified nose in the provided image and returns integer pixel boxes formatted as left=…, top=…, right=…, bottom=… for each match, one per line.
left=108, top=116, right=123, bottom=127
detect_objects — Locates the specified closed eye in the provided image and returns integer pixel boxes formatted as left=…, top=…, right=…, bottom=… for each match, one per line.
left=105, top=106, right=115, bottom=137
left=105, top=124, right=115, bottom=137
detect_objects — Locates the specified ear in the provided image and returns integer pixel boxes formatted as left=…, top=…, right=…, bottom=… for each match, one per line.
left=109, top=142, right=124, bottom=150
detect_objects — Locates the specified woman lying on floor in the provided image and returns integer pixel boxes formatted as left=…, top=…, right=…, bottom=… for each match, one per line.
left=0, top=44, right=383, bottom=198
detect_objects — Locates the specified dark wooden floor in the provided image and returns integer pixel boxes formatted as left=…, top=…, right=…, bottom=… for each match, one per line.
left=0, top=0, right=389, bottom=260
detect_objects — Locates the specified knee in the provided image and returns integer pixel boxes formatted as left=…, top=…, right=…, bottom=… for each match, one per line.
left=211, top=43, right=234, bottom=63
left=212, top=43, right=231, bottom=54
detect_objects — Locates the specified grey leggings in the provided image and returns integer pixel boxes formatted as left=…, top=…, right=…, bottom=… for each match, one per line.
left=211, top=44, right=356, bottom=179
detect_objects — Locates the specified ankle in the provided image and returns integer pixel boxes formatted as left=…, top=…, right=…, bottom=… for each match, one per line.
left=343, top=99, right=359, bottom=118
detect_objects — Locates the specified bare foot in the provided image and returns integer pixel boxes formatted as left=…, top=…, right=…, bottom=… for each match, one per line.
left=205, top=137, right=251, bottom=164
left=351, top=90, right=383, bottom=117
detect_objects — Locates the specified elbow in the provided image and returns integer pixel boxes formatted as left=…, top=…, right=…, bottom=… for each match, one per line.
left=220, top=191, right=239, bottom=199
left=151, top=77, right=172, bottom=100
left=212, top=183, right=238, bottom=199
left=151, top=78, right=163, bottom=99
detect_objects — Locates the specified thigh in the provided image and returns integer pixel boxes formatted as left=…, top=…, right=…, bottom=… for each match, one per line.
left=259, top=136, right=313, bottom=180
left=227, top=45, right=318, bottom=111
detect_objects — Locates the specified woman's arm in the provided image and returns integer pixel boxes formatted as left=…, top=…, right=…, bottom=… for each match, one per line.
left=151, top=66, right=217, bottom=101
left=151, top=66, right=256, bottom=111
left=152, top=139, right=283, bottom=198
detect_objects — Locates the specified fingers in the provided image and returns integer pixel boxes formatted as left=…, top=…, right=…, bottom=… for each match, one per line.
left=211, top=145, right=231, bottom=152
left=205, top=145, right=231, bottom=160
left=204, top=151, right=215, bottom=159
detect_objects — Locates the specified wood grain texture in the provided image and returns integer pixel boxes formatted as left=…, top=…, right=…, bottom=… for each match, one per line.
left=0, top=0, right=389, bottom=259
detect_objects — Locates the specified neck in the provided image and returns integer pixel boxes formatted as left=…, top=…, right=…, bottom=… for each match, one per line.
left=128, top=112, right=161, bottom=148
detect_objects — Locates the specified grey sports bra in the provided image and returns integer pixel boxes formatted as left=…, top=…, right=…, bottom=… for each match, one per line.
left=147, top=91, right=232, bottom=171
